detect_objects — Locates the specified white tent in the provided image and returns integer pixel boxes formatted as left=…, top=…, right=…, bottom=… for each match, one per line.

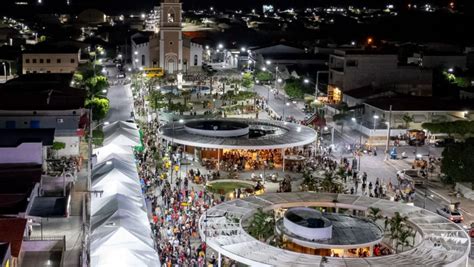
left=94, top=143, right=134, bottom=163
left=92, top=158, right=138, bottom=181
left=103, top=121, right=138, bottom=136
left=92, top=194, right=146, bottom=216
left=103, top=131, right=141, bottom=147
left=91, top=247, right=160, bottom=267
left=91, top=227, right=159, bottom=267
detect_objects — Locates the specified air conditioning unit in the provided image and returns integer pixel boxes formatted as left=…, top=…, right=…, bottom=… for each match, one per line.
left=57, top=118, right=64, bottom=123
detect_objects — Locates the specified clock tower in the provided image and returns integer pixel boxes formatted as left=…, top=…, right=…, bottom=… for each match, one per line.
left=159, top=0, right=183, bottom=73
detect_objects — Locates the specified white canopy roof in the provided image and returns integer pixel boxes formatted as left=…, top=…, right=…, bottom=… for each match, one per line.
left=103, top=121, right=139, bottom=136
left=103, top=132, right=141, bottom=147
left=91, top=247, right=160, bottom=267
left=94, top=143, right=134, bottom=163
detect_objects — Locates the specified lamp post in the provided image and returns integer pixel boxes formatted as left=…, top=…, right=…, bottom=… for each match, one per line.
left=282, top=102, right=290, bottom=121
left=373, top=115, right=379, bottom=131
left=1, top=62, right=9, bottom=82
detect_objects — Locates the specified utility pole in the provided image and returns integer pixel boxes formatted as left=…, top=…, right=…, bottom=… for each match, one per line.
left=315, top=71, right=329, bottom=98
left=385, top=105, right=392, bottom=154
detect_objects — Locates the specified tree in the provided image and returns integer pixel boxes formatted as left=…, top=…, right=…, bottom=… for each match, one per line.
left=241, top=72, right=254, bottom=88
left=85, top=75, right=109, bottom=97
left=85, top=97, right=110, bottom=122
left=255, top=71, right=273, bottom=83
left=402, top=114, right=414, bottom=129
left=148, top=90, right=165, bottom=111
left=367, top=207, right=383, bottom=222
left=441, top=138, right=474, bottom=185
left=396, top=228, right=414, bottom=253
left=163, top=92, right=176, bottom=110
left=422, top=121, right=474, bottom=139
left=247, top=208, right=275, bottom=241
left=181, top=90, right=192, bottom=106
left=284, top=78, right=305, bottom=99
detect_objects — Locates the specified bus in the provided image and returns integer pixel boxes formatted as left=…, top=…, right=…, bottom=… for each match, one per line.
left=143, top=67, right=164, bottom=78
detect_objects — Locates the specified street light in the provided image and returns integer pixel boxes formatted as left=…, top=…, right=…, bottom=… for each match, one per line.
left=218, top=43, right=224, bottom=49
left=304, top=78, right=309, bottom=84
left=277, top=78, right=282, bottom=83
left=266, top=60, right=271, bottom=65
left=282, top=102, right=290, bottom=121
left=373, top=115, right=379, bottom=130
left=240, top=47, right=246, bottom=52
left=448, top=68, right=454, bottom=73
left=261, top=67, right=267, bottom=71
left=351, top=117, right=356, bottom=122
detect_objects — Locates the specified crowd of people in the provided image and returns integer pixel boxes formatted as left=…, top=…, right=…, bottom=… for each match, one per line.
left=136, top=119, right=238, bottom=267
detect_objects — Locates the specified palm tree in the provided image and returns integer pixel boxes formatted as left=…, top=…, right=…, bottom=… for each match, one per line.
left=367, top=207, right=383, bottom=222
left=396, top=228, right=413, bottom=252
left=247, top=208, right=275, bottom=241
left=387, top=212, right=410, bottom=250
left=402, top=114, right=414, bottom=129
left=181, top=90, right=192, bottom=106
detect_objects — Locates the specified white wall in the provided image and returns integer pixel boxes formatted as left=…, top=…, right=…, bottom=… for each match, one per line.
left=22, top=52, right=80, bottom=74
left=132, top=40, right=151, bottom=69
left=54, top=136, right=80, bottom=157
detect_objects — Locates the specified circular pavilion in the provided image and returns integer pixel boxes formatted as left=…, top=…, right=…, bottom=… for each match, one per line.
left=199, top=192, right=471, bottom=267
left=159, top=119, right=317, bottom=171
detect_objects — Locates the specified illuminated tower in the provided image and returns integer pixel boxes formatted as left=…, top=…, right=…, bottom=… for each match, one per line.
left=159, top=0, right=183, bottom=73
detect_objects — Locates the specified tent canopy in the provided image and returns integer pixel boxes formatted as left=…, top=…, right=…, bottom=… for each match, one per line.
left=92, top=158, right=138, bottom=181
left=103, top=132, right=141, bottom=147
left=94, top=143, right=134, bottom=163
left=103, top=121, right=138, bottom=135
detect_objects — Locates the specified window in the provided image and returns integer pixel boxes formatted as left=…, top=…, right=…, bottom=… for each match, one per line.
left=46, top=59, right=51, bottom=63
left=57, top=59, right=61, bottom=63
left=167, top=12, right=175, bottom=23
left=40, top=59, right=44, bottom=63
left=141, top=55, right=145, bottom=66
left=194, top=54, right=198, bottom=66
left=346, top=60, right=358, bottom=67
left=30, top=120, right=40, bottom=128
left=70, top=58, right=75, bottom=63
left=169, top=41, right=173, bottom=45
left=25, top=59, right=30, bottom=63
left=32, top=59, right=37, bottom=63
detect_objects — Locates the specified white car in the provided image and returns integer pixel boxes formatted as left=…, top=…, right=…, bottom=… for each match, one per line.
left=436, top=206, right=463, bottom=223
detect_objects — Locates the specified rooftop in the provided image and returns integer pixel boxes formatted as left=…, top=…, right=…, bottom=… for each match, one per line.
left=201, top=192, right=471, bottom=267
left=365, top=96, right=474, bottom=111
left=0, top=128, right=55, bottom=147
left=159, top=119, right=317, bottom=150
left=23, top=44, right=80, bottom=54
left=0, top=217, right=27, bottom=258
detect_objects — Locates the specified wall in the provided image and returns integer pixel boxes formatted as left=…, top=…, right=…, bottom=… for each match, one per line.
left=22, top=53, right=79, bottom=74
left=0, top=109, right=82, bottom=133
left=329, top=53, right=432, bottom=92
left=131, top=40, right=150, bottom=69
left=54, top=136, right=80, bottom=157
left=0, top=143, right=43, bottom=165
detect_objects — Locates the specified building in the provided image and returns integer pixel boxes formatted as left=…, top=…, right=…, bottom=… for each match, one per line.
left=22, top=45, right=80, bottom=74
left=409, top=52, right=467, bottom=69
left=159, top=0, right=183, bottom=73
left=0, top=74, right=87, bottom=156
left=328, top=49, right=432, bottom=102
left=131, top=32, right=152, bottom=69
left=202, top=192, right=471, bottom=267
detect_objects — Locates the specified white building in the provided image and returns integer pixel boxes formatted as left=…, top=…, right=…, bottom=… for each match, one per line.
left=131, top=33, right=152, bottom=69
left=328, top=49, right=432, bottom=102
left=22, top=46, right=80, bottom=74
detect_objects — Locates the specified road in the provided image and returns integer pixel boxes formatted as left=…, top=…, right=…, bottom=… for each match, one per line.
left=104, top=66, right=134, bottom=122
left=253, top=85, right=305, bottom=121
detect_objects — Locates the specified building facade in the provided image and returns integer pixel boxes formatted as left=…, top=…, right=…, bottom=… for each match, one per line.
left=159, top=0, right=183, bottom=73
left=22, top=47, right=80, bottom=74
left=328, top=49, right=432, bottom=102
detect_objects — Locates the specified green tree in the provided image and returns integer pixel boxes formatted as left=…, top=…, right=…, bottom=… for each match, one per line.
left=247, top=208, right=275, bottom=241
left=241, top=72, right=254, bottom=88
left=255, top=71, right=273, bottom=83
left=85, top=97, right=110, bottom=122
left=367, top=207, right=383, bottom=222
left=85, top=75, right=109, bottom=97
left=163, top=92, right=176, bottom=110
left=402, top=114, right=414, bottom=129
left=441, top=138, right=474, bottom=184
left=284, top=78, right=304, bottom=99
left=181, top=90, right=192, bottom=106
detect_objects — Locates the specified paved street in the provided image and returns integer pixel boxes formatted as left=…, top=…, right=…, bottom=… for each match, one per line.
left=105, top=67, right=134, bottom=122
left=253, top=85, right=305, bottom=121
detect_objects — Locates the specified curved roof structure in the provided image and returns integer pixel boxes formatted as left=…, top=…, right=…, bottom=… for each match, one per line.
left=159, top=119, right=317, bottom=149
left=199, top=192, right=470, bottom=267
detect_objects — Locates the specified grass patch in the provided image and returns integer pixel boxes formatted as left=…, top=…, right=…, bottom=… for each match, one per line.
left=206, top=181, right=254, bottom=194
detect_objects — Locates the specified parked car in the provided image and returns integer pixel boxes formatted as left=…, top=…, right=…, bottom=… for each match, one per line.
left=436, top=206, right=463, bottom=223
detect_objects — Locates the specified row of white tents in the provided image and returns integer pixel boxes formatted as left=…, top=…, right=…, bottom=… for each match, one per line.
left=90, top=121, right=160, bottom=267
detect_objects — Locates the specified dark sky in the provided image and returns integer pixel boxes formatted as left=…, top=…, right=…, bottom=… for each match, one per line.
left=2, top=0, right=387, bottom=13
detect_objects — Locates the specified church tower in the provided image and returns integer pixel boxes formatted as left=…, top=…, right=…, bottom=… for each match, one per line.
left=159, top=0, right=183, bottom=73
